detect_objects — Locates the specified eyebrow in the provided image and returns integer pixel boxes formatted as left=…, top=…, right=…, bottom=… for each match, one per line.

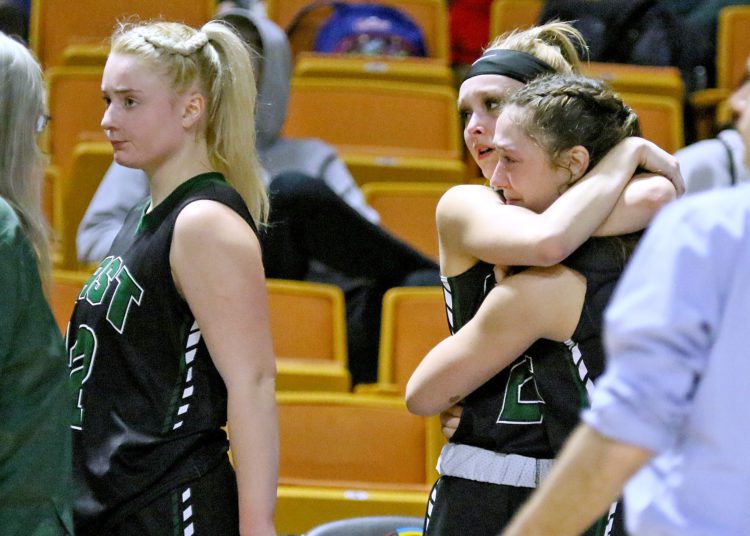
left=101, top=88, right=144, bottom=94
left=457, top=88, right=509, bottom=110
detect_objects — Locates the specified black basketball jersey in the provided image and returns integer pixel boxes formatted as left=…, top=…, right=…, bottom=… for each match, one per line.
left=67, top=173, right=257, bottom=533
left=446, top=236, right=634, bottom=458
left=442, top=260, right=547, bottom=457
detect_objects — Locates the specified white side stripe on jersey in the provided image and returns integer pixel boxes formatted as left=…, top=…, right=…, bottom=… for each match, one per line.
left=173, top=320, right=201, bottom=430
left=564, top=339, right=596, bottom=399
left=182, top=487, right=195, bottom=536
left=441, top=276, right=455, bottom=333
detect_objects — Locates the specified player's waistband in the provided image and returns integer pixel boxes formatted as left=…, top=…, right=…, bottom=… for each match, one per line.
left=437, top=443, right=554, bottom=488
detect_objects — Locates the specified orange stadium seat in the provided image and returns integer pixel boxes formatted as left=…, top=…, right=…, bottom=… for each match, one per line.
left=293, top=51, right=454, bottom=86
left=690, top=5, right=750, bottom=137
left=357, top=286, right=448, bottom=396
left=30, top=0, right=215, bottom=69
left=275, top=392, right=442, bottom=534
left=45, top=66, right=106, bottom=178
left=361, top=181, right=456, bottom=260
left=267, top=279, right=351, bottom=392
left=582, top=62, right=685, bottom=103
left=489, top=0, right=543, bottom=39
left=284, top=78, right=465, bottom=183
left=268, top=0, right=450, bottom=62
left=53, top=142, right=113, bottom=270
left=621, top=92, right=685, bottom=153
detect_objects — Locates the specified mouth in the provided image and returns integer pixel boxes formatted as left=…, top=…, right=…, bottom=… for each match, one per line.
left=493, top=189, right=507, bottom=203
left=476, top=146, right=494, bottom=159
left=110, top=140, right=126, bottom=150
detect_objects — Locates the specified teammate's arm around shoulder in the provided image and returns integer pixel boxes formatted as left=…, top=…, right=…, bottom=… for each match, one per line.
left=171, top=200, right=278, bottom=536
left=406, top=265, right=585, bottom=416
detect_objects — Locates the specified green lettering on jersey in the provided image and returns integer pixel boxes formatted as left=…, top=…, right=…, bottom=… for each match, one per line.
left=69, top=325, right=97, bottom=430
left=106, top=265, right=144, bottom=333
left=78, top=257, right=111, bottom=299
left=496, top=356, right=544, bottom=424
left=78, top=256, right=143, bottom=333
left=84, top=256, right=122, bottom=305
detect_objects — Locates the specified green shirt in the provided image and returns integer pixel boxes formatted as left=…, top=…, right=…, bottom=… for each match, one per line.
left=0, top=198, right=74, bottom=535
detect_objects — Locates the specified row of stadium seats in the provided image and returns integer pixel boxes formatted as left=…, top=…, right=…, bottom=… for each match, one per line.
left=51, top=273, right=448, bottom=397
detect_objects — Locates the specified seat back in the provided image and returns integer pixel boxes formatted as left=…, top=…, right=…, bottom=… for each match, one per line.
left=269, top=0, right=449, bottom=62
left=582, top=62, right=685, bottom=102
left=489, top=0, right=543, bottom=38
left=362, top=182, right=455, bottom=260
left=621, top=92, right=684, bottom=153
left=293, top=51, right=454, bottom=86
left=30, top=0, right=214, bottom=69
left=266, top=279, right=348, bottom=366
left=716, top=5, right=750, bottom=92
left=284, top=78, right=461, bottom=160
left=277, top=392, right=433, bottom=489
left=54, top=142, right=114, bottom=270
left=377, top=287, right=448, bottom=393
left=343, top=154, right=466, bottom=186
left=46, top=67, right=107, bottom=179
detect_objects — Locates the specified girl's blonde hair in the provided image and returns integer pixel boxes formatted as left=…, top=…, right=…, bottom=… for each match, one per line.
left=111, top=20, right=269, bottom=223
left=0, top=31, right=51, bottom=281
left=487, top=21, right=586, bottom=75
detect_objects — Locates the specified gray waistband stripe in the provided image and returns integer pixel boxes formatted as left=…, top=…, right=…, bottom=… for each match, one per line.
left=437, top=443, right=554, bottom=488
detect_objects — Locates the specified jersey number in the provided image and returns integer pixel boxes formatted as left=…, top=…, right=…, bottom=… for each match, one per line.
left=69, top=326, right=97, bottom=430
left=496, top=356, right=544, bottom=424
left=69, top=256, right=144, bottom=429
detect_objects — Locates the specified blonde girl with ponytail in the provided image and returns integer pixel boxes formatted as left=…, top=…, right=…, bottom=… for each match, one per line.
left=68, top=20, right=276, bottom=535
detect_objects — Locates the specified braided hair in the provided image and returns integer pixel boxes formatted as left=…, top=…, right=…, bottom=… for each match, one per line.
left=506, top=74, right=640, bottom=173
left=507, top=73, right=643, bottom=259
left=110, top=20, right=268, bottom=224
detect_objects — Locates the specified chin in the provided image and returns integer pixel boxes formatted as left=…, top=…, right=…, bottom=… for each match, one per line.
left=479, top=163, right=497, bottom=180
left=113, top=154, right=144, bottom=171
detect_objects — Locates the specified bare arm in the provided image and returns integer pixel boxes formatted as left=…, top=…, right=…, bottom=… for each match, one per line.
left=171, top=201, right=278, bottom=536
left=406, top=265, right=585, bottom=416
left=502, top=425, right=652, bottom=536
left=438, top=137, right=681, bottom=276
left=594, top=173, right=676, bottom=236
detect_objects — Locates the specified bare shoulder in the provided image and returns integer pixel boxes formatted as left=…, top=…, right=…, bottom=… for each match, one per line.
left=173, top=199, right=259, bottom=250
left=438, top=184, right=499, bottom=214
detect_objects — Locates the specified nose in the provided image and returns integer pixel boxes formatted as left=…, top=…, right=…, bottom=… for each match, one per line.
left=489, top=161, right=509, bottom=190
left=465, top=113, right=485, bottom=137
left=101, top=105, right=114, bottom=134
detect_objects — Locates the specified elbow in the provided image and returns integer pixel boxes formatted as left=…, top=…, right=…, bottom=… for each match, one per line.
left=534, top=234, right=575, bottom=266
left=645, top=178, right=677, bottom=212
left=405, top=380, right=438, bottom=417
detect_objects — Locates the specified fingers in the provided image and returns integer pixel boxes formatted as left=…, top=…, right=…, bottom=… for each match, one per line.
left=439, top=404, right=463, bottom=440
left=636, top=139, right=684, bottom=195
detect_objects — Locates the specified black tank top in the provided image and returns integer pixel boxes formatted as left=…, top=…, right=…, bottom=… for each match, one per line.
left=67, top=173, right=257, bottom=533
left=444, top=236, right=634, bottom=458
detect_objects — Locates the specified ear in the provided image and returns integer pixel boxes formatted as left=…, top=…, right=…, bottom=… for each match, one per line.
left=562, top=145, right=590, bottom=182
left=181, top=91, right=206, bottom=129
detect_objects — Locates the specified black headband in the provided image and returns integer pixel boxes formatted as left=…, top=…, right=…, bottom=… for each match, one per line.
left=464, top=49, right=555, bottom=84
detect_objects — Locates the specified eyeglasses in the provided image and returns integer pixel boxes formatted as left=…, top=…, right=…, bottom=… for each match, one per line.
left=36, top=114, right=51, bottom=133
